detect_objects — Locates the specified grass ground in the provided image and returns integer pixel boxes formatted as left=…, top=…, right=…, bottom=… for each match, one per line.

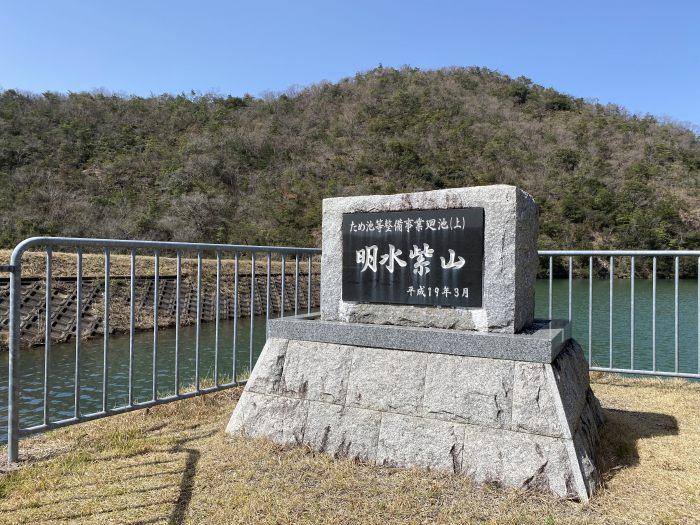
left=1, top=374, right=699, bottom=525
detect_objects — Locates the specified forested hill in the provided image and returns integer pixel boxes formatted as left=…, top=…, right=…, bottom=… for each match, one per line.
left=1, top=67, right=698, bottom=253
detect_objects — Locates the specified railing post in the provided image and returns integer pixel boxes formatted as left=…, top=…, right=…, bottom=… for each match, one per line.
left=609, top=256, right=614, bottom=369
left=548, top=256, right=553, bottom=320
left=232, top=252, right=239, bottom=383
left=128, top=250, right=135, bottom=406
left=214, top=251, right=221, bottom=387
left=174, top=251, right=181, bottom=395
left=44, top=248, right=52, bottom=425
left=102, top=248, right=110, bottom=412
left=568, top=255, right=572, bottom=322
left=630, top=256, right=635, bottom=370
left=7, top=259, right=21, bottom=463
left=249, top=252, right=255, bottom=370
left=195, top=252, right=202, bottom=391
left=652, top=256, right=657, bottom=372
left=588, top=256, right=593, bottom=366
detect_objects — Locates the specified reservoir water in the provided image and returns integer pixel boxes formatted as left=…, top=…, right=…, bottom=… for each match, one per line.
left=1, top=278, right=698, bottom=441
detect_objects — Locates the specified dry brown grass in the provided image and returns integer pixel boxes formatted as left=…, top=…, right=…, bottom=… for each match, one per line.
left=1, top=375, right=699, bottom=524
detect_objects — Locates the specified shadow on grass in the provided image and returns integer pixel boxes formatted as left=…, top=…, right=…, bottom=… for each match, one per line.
left=85, top=428, right=216, bottom=524
left=0, top=483, right=176, bottom=512
left=598, top=407, right=678, bottom=482
left=0, top=428, right=218, bottom=523
left=167, top=432, right=208, bottom=525
left=44, top=500, right=167, bottom=522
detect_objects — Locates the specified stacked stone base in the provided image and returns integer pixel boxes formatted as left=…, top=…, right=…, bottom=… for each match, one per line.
left=227, top=331, right=604, bottom=500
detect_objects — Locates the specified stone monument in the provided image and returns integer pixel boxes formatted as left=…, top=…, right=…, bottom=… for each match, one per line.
left=227, top=185, right=604, bottom=501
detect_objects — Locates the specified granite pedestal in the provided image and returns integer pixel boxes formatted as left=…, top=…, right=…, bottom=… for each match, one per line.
left=227, top=316, right=604, bottom=501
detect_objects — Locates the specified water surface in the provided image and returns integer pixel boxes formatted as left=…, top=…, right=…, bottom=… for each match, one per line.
left=1, top=279, right=698, bottom=440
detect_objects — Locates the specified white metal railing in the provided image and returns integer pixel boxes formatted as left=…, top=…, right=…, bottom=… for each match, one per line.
left=540, top=250, right=700, bottom=379
left=2, top=237, right=320, bottom=463
left=2, top=240, right=698, bottom=464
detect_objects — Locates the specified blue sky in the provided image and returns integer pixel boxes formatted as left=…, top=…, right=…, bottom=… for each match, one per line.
left=1, top=1, right=699, bottom=128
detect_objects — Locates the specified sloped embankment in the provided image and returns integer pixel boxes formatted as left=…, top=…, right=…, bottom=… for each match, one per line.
left=0, top=250, right=320, bottom=350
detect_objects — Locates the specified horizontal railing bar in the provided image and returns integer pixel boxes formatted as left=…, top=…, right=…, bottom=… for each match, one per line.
left=590, top=366, right=700, bottom=379
left=18, top=381, right=246, bottom=436
left=9, top=236, right=320, bottom=263
left=0, top=265, right=15, bottom=272
left=539, top=250, right=700, bottom=257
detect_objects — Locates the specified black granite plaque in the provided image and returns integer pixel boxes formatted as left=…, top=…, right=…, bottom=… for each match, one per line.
left=342, top=208, right=484, bottom=307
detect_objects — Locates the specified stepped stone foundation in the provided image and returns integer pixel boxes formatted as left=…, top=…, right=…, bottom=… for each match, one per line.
left=227, top=185, right=604, bottom=501
left=227, top=317, right=604, bottom=500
